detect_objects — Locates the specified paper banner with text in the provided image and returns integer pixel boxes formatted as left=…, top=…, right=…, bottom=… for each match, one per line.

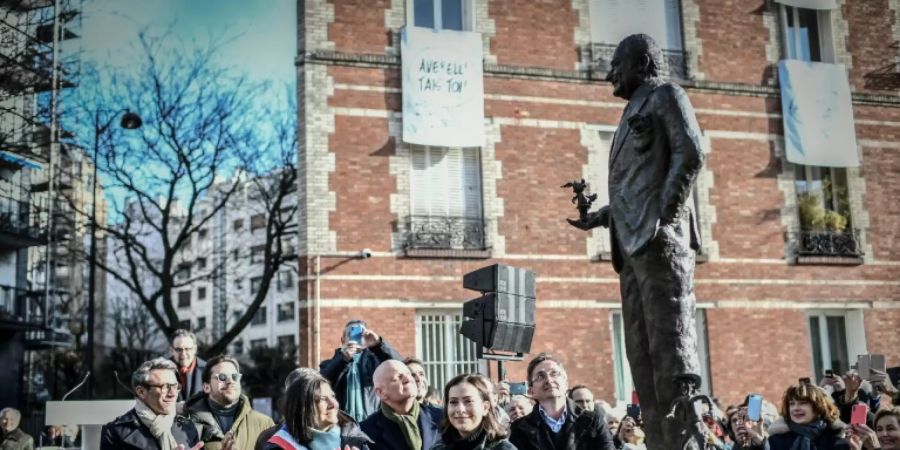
left=402, top=26, right=485, bottom=147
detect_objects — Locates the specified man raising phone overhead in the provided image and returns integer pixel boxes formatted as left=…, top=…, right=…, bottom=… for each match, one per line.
left=319, top=319, right=403, bottom=421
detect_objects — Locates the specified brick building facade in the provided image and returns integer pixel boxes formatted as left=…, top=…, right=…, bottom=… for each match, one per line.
left=294, top=0, right=900, bottom=408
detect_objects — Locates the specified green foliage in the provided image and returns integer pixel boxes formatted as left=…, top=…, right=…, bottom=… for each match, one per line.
left=798, top=192, right=849, bottom=232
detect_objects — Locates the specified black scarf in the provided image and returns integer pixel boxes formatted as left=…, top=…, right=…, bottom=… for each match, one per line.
left=441, top=427, right=487, bottom=450
left=786, top=419, right=827, bottom=450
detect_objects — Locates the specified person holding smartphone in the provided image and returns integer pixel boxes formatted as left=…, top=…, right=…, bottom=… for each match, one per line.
left=320, top=320, right=403, bottom=422
left=725, top=401, right=765, bottom=450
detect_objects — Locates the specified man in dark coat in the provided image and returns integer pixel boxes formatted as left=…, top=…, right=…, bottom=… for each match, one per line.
left=320, top=320, right=402, bottom=420
left=100, top=358, right=200, bottom=450
left=568, top=33, right=705, bottom=449
left=509, top=354, right=614, bottom=450
left=0, top=408, right=34, bottom=450
left=169, top=329, right=207, bottom=402
left=361, top=360, right=442, bottom=450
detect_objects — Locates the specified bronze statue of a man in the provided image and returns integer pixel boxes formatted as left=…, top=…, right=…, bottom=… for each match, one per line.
left=568, top=34, right=705, bottom=449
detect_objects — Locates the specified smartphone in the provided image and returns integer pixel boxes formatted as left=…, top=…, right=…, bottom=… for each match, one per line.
left=825, top=369, right=834, bottom=377
left=851, top=403, right=868, bottom=426
left=857, top=355, right=871, bottom=380
left=509, top=382, right=526, bottom=396
left=348, top=324, right=364, bottom=344
left=746, top=394, right=762, bottom=421
left=799, top=377, right=811, bottom=385
left=626, top=404, right=641, bottom=421
left=871, top=354, right=886, bottom=374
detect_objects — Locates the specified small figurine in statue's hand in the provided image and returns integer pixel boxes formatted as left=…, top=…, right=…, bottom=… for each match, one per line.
left=562, top=179, right=608, bottom=230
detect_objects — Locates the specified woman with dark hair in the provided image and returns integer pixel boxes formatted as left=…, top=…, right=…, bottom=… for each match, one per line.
left=263, top=368, right=371, bottom=450
left=430, top=374, right=515, bottom=450
left=767, top=383, right=850, bottom=450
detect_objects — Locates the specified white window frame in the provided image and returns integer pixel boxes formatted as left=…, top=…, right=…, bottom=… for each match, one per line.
left=415, top=311, right=487, bottom=393
left=806, top=309, right=867, bottom=381
left=407, top=0, right=475, bottom=31
left=779, top=4, right=834, bottom=63
left=610, top=309, right=712, bottom=406
left=409, top=146, right=484, bottom=220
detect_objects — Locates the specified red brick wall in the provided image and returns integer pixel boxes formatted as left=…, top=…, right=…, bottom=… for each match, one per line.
left=864, top=309, right=900, bottom=369
left=706, top=308, right=813, bottom=408
left=842, top=0, right=897, bottom=92
left=328, top=0, right=393, bottom=54
left=489, top=0, right=580, bottom=70
left=695, top=0, right=773, bottom=84
left=862, top=147, right=900, bottom=261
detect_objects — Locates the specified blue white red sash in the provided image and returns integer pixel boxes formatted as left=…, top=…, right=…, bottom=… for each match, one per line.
left=267, top=425, right=309, bottom=450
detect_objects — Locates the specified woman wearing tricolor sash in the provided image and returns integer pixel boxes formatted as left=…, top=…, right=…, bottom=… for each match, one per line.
left=264, top=369, right=372, bottom=450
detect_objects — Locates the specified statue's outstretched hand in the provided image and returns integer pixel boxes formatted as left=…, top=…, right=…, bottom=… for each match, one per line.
left=567, top=205, right=610, bottom=230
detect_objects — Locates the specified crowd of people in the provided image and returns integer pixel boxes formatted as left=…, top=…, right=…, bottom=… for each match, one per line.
left=1, top=322, right=898, bottom=450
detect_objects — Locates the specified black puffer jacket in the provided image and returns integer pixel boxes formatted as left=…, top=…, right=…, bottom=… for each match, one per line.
left=100, top=408, right=199, bottom=450
left=765, top=418, right=849, bottom=450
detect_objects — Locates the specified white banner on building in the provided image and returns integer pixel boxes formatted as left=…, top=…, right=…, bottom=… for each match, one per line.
left=401, top=26, right=485, bottom=147
left=778, top=59, right=860, bottom=168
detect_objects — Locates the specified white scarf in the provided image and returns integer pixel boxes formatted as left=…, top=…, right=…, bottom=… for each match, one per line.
left=134, top=399, right=178, bottom=450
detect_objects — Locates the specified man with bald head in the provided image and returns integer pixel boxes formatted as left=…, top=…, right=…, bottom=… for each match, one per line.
left=360, top=360, right=443, bottom=450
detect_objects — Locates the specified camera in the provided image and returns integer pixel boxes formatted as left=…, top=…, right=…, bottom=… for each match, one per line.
left=360, top=248, right=372, bottom=259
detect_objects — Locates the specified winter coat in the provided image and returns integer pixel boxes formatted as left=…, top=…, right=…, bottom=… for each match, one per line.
left=185, top=393, right=275, bottom=450
left=319, top=338, right=403, bottom=415
left=509, top=400, right=615, bottom=450
left=360, top=403, right=443, bottom=450
left=765, top=417, right=849, bottom=450
left=259, top=412, right=373, bottom=450
left=172, top=357, right=207, bottom=402
left=429, top=434, right=516, bottom=450
left=100, top=408, right=200, bottom=450
left=0, top=429, right=34, bottom=450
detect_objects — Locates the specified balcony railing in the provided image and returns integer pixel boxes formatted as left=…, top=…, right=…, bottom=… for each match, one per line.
left=0, top=284, right=46, bottom=329
left=791, top=229, right=864, bottom=262
left=584, top=43, right=689, bottom=81
left=405, top=216, right=486, bottom=251
left=0, top=195, right=47, bottom=247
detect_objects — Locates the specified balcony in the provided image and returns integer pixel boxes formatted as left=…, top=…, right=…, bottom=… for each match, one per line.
left=791, top=229, right=864, bottom=265
left=0, top=196, right=47, bottom=249
left=583, top=43, right=689, bottom=81
left=404, top=215, right=489, bottom=258
left=0, top=284, right=46, bottom=330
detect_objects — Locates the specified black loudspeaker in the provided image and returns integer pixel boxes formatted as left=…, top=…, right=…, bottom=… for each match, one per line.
left=460, top=265, right=536, bottom=356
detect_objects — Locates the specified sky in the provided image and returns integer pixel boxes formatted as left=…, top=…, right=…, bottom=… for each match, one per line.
left=79, top=0, right=296, bottom=95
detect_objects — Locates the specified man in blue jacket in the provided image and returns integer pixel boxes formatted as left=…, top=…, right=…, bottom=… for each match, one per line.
left=361, top=360, right=443, bottom=450
left=319, top=320, right=402, bottom=421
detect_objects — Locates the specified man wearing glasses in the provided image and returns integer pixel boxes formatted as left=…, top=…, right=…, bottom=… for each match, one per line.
left=509, top=353, right=614, bottom=450
left=185, top=355, right=274, bottom=450
left=100, top=358, right=201, bottom=449
left=169, top=329, right=207, bottom=402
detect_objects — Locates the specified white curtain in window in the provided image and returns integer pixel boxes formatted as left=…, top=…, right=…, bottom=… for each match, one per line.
left=410, top=147, right=482, bottom=218
left=774, top=0, right=837, bottom=10
left=589, top=0, right=683, bottom=50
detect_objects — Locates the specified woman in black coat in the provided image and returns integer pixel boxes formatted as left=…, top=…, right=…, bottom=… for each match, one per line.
left=767, top=383, right=850, bottom=450
left=430, top=373, right=516, bottom=450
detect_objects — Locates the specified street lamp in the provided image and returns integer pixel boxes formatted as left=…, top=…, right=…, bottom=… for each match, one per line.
left=86, top=108, right=141, bottom=398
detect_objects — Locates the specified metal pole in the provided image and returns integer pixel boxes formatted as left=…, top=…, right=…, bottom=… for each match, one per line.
left=314, top=254, right=321, bottom=367
left=42, top=0, right=63, bottom=328
left=86, top=115, right=102, bottom=399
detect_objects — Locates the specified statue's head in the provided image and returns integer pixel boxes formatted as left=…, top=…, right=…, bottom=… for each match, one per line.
left=605, top=34, right=667, bottom=100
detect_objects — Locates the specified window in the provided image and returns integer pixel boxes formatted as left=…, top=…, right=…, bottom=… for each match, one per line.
left=415, top=313, right=482, bottom=392
left=277, top=302, right=295, bottom=322
left=250, top=338, right=267, bottom=349
left=197, top=287, right=207, bottom=300
left=233, top=278, right=243, bottom=291
left=179, top=319, right=191, bottom=330
left=250, top=245, right=266, bottom=264
left=198, top=228, right=208, bottom=239
left=807, top=310, right=867, bottom=381
left=196, top=316, right=206, bottom=331
left=795, top=166, right=850, bottom=232
left=610, top=309, right=712, bottom=405
left=277, top=334, right=295, bottom=351
left=233, top=219, right=244, bottom=231
left=196, top=257, right=207, bottom=270
left=411, top=0, right=470, bottom=31
left=589, top=0, right=683, bottom=51
left=780, top=5, right=833, bottom=62
left=233, top=339, right=244, bottom=356
left=277, top=270, right=293, bottom=292
left=177, top=291, right=191, bottom=308
left=232, top=249, right=240, bottom=261
left=175, top=263, right=192, bottom=281
left=408, top=146, right=485, bottom=250
left=251, top=276, right=263, bottom=295
left=251, top=306, right=267, bottom=326
left=250, top=214, right=266, bottom=231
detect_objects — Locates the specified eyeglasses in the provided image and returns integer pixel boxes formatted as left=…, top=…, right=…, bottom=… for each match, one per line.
left=315, top=393, right=337, bottom=404
left=213, top=373, right=242, bottom=383
left=531, top=369, right=564, bottom=384
left=172, top=347, right=195, bottom=353
left=143, top=383, right=181, bottom=392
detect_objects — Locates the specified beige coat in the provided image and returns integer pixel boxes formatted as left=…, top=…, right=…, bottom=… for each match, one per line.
left=186, top=394, right=274, bottom=450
